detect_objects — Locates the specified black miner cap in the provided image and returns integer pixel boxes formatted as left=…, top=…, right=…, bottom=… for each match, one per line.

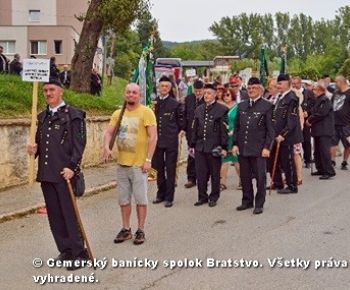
left=193, top=79, right=204, bottom=89
left=204, top=83, right=216, bottom=90
left=159, top=75, right=171, bottom=83
left=277, top=73, right=290, bottom=82
left=247, top=77, right=261, bottom=86
left=44, top=78, right=63, bottom=88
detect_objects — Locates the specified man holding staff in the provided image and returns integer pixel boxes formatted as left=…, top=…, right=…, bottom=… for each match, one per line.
left=103, top=83, right=157, bottom=245
left=27, top=79, right=87, bottom=270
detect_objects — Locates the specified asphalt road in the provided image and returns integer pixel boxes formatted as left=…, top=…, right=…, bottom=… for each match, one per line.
left=1, top=165, right=350, bottom=290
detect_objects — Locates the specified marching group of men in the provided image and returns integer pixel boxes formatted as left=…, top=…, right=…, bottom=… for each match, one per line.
left=150, top=73, right=350, bottom=215
left=27, top=71, right=350, bottom=269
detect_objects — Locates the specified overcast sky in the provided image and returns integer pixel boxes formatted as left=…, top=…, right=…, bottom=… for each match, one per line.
left=150, top=0, right=349, bottom=42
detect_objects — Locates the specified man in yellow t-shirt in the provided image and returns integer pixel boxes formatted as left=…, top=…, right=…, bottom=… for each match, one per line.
left=103, top=83, right=157, bottom=245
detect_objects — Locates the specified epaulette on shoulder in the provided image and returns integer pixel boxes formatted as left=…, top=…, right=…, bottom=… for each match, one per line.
left=66, top=105, right=86, bottom=120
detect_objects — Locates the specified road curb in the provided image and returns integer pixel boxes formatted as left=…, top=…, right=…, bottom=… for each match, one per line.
left=0, top=161, right=187, bottom=224
left=0, top=181, right=117, bottom=224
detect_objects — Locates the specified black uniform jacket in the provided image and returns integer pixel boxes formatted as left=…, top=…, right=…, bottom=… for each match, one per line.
left=273, top=90, right=303, bottom=145
left=191, top=101, right=228, bottom=153
left=35, top=105, right=86, bottom=183
left=308, top=94, right=334, bottom=137
left=301, top=88, right=315, bottom=118
left=184, top=94, right=205, bottom=145
left=154, top=95, right=184, bottom=149
left=233, top=98, right=275, bottom=157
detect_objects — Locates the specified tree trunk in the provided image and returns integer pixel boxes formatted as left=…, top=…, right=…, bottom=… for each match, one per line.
left=70, top=0, right=104, bottom=93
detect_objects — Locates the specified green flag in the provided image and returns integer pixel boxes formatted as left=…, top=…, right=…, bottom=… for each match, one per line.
left=259, top=48, right=269, bottom=87
left=130, top=37, right=155, bottom=106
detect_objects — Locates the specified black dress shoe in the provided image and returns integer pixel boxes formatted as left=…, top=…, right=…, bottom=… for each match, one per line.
left=304, top=163, right=311, bottom=169
left=266, top=185, right=283, bottom=190
left=319, top=174, right=335, bottom=180
left=194, top=200, right=208, bottom=206
left=311, top=171, right=323, bottom=176
left=208, top=200, right=217, bottom=207
left=253, top=208, right=263, bottom=215
left=184, top=181, right=196, bottom=188
left=164, top=201, right=173, bottom=208
left=236, top=204, right=253, bottom=211
left=67, top=250, right=89, bottom=271
left=55, top=251, right=72, bottom=262
left=67, top=256, right=89, bottom=271
left=277, top=187, right=298, bottom=194
left=152, top=198, right=164, bottom=204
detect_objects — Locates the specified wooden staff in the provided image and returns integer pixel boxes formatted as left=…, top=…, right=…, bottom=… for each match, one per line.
left=269, top=140, right=281, bottom=196
left=109, top=101, right=127, bottom=150
left=66, top=179, right=94, bottom=264
left=28, top=81, right=38, bottom=184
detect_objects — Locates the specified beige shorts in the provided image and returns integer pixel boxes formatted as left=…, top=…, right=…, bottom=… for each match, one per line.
left=116, top=164, right=148, bottom=205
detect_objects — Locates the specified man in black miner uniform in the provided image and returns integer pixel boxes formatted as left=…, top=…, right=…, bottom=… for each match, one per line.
left=183, top=79, right=205, bottom=188
left=191, top=83, right=228, bottom=207
left=306, top=81, right=336, bottom=180
left=292, top=76, right=315, bottom=168
left=152, top=75, right=184, bottom=208
left=272, top=74, right=303, bottom=194
left=27, top=79, right=87, bottom=271
left=233, top=78, right=275, bottom=215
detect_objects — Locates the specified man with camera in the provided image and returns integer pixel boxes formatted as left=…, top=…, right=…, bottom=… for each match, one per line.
left=190, top=83, right=228, bottom=207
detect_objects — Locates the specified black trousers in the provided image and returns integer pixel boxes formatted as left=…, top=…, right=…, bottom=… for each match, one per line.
left=302, top=126, right=312, bottom=163
left=273, top=145, right=298, bottom=189
left=186, top=155, right=196, bottom=183
left=239, top=156, right=267, bottom=208
left=152, top=146, right=178, bottom=202
left=195, top=151, right=221, bottom=202
left=314, top=136, right=335, bottom=176
left=41, top=182, right=84, bottom=257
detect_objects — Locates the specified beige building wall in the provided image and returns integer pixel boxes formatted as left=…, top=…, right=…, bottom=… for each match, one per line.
left=0, top=0, right=12, bottom=25
left=56, top=0, right=88, bottom=34
left=28, top=26, right=78, bottom=65
left=12, top=0, right=56, bottom=26
left=0, top=26, right=27, bottom=58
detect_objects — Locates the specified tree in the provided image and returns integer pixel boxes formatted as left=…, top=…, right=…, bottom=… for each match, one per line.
left=169, top=40, right=223, bottom=60
left=113, top=30, right=141, bottom=79
left=136, top=11, right=169, bottom=58
left=209, top=7, right=350, bottom=78
left=70, top=0, right=149, bottom=93
left=338, top=58, right=350, bottom=79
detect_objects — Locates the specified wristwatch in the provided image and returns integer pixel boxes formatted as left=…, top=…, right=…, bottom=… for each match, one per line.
left=145, top=158, right=152, bottom=163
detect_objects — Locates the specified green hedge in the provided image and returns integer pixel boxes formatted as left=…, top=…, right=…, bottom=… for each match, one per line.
left=0, top=74, right=127, bottom=118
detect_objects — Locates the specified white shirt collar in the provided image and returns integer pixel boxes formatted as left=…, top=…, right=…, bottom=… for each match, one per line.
left=159, top=94, right=169, bottom=101
left=280, top=89, right=291, bottom=99
left=250, top=96, right=262, bottom=103
left=49, top=101, right=65, bottom=113
left=206, top=100, right=215, bottom=106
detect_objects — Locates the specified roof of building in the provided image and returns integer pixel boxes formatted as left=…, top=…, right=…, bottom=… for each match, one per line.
left=181, top=60, right=214, bottom=67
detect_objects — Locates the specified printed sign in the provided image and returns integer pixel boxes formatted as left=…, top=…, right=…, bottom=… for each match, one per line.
left=22, top=59, right=50, bottom=82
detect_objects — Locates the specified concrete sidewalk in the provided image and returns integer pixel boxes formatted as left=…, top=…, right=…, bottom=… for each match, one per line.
left=0, top=163, right=118, bottom=223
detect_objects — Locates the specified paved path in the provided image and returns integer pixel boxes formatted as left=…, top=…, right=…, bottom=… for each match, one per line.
left=1, top=163, right=350, bottom=290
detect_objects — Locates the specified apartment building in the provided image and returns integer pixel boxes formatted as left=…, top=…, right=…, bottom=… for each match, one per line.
left=0, top=0, right=99, bottom=67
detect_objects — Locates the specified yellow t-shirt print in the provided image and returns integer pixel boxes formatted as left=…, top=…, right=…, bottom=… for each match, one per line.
left=117, top=117, right=139, bottom=153
left=109, top=105, right=156, bottom=167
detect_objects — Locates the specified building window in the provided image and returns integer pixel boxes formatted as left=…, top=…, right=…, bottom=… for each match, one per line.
left=0, top=41, right=16, bottom=54
left=30, top=41, right=47, bottom=55
left=29, top=10, right=40, bottom=22
left=54, top=40, right=62, bottom=54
